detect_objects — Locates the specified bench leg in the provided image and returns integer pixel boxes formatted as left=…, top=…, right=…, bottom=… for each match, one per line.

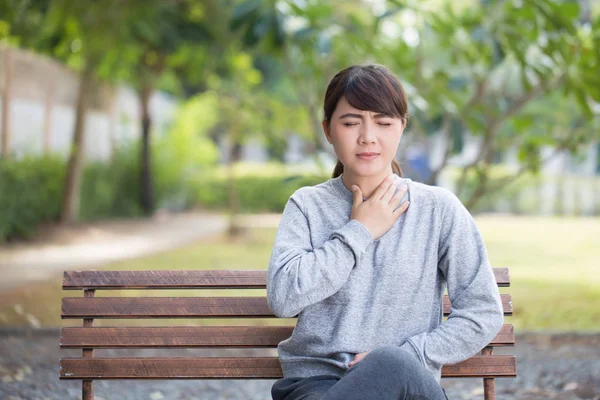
left=82, top=290, right=95, bottom=400
left=482, top=347, right=496, bottom=400
left=83, top=380, right=94, bottom=400
left=483, top=378, right=496, bottom=400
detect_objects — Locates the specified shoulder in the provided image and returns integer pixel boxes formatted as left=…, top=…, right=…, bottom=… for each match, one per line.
left=407, top=179, right=465, bottom=216
left=287, top=178, right=336, bottom=207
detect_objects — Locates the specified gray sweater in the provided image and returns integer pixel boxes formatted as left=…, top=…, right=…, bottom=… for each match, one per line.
left=266, top=174, right=504, bottom=382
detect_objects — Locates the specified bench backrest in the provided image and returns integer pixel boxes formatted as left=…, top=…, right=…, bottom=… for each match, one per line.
left=60, top=268, right=516, bottom=399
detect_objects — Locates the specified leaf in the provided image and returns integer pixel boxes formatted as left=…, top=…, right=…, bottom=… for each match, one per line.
left=573, top=89, right=593, bottom=119
left=556, top=1, right=580, bottom=21
left=230, top=0, right=262, bottom=31
left=292, top=26, right=314, bottom=41
left=252, top=12, right=272, bottom=40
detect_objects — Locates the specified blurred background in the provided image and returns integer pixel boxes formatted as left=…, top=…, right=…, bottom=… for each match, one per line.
left=0, top=0, right=599, bottom=399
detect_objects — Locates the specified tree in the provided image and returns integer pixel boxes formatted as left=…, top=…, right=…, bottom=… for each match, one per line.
left=378, top=0, right=600, bottom=209
left=46, top=0, right=142, bottom=224
left=232, top=0, right=599, bottom=210
left=1, top=0, right=223, bottom=220
left=7, top=0, right=166, bottom=223
left=231, top=0, right=386, bottom=163
left=119, top=0, right=219, bottom=215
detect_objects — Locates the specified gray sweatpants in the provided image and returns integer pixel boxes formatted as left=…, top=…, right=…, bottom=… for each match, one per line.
left=271, top=345, right=449, bottom=400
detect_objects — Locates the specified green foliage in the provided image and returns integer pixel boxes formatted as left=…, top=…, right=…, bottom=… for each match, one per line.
left=0, top=151, right=146, bottom=241
left=0, top=154, right=330, bottom=242
left=442, top=165, right=600, bottom=215
left=0, top=155, right=65, bottom=241
left=152, top=92, right=221, bottom=210
left=78, top=146, right=143, bottom=220
left=443, top=165, right=534, bottom=213
left=193, top=171, right=327, bottom=213
left=0, top=148, right=142, bottom=241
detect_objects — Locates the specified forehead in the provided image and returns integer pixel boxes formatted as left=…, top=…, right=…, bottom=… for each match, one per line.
left=334, top=97, right=361, bottom=113
left=333, top=96, right=394, bottom=118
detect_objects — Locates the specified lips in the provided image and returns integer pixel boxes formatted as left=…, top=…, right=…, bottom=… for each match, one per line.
left=357, top=152, right=380, bottom=160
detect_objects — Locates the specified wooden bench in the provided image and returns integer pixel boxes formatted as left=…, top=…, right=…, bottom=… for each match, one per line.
left=59, top=269, right=516, bottom=400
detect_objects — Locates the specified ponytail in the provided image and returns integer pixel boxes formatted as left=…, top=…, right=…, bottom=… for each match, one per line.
left=331, top=159, right=403, bottom=178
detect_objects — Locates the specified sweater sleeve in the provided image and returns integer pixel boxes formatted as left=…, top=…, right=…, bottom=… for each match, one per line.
left=266, top=189, right=375, bottom=318
left=399, top=188, right=504, bottom=375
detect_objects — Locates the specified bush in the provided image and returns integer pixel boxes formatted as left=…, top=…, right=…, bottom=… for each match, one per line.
left=0, top=153, right=329, bottom=243
left=0, top=147, right=144, bottom=242
left=192, top=171, right=328, bottom=213
left=0, top=155, right=65, bottom=241
left=79, top=146, right=143, bottom=220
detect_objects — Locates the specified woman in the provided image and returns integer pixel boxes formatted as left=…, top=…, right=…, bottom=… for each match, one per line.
left=266, top=64, right=504, bottom=400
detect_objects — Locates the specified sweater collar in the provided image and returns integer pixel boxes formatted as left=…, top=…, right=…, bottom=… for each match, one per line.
left=330, top=174, right=354, bottom=203
left=330, top=173, right=410, bottom=204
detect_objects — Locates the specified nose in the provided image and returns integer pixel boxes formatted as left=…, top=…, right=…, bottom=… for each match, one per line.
left=359, top=123, right=376, bottom=144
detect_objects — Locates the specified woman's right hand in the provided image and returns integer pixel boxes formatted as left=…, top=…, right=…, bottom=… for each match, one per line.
left=350, top=174, right=409, bottom=240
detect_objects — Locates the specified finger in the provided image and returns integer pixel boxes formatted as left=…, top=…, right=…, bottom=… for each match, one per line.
left=392, top=200, right=410, bottom=217
left=373, top=174, right=395, bottom=200
left=391, top=184, right=408, bottom=207
left=351, top=185, right=363, bottom=208
left=382, top=179, right=400, bottom=204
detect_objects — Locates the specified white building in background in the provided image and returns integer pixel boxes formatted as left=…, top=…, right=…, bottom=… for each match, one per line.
left=0, top=46, right=177, bottom=160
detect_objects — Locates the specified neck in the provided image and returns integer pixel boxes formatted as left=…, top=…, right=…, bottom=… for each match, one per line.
left=341, top=168, right=394, bottom=199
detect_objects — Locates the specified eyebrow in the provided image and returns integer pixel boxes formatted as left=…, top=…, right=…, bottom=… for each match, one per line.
left=339, top=113, right=392, bottom=119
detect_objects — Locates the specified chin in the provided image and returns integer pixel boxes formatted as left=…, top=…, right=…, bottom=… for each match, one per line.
left=348, top=164, right=385, bottom=177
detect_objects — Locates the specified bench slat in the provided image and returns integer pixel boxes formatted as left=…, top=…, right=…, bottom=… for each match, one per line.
left=62, top=268, right=510, bottom=289
left=60, top=324, right=515, bottom=348
left=61, top=295, right=513, bottom=318
left=59, top=356, right=516, bottom=379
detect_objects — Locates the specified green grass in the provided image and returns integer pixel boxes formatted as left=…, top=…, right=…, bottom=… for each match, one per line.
left=477, top=215, right=600, bottom=331
left=0, top=216, right=598, bottom=331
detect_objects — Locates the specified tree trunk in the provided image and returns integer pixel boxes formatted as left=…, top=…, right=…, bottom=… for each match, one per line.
left=60, top=64, right=94, bottom=224
left=1, top=47, right=13, bottom=158
left=227, top=126, right=244, bottom=238
left=139, top=85, right=154, bottom=215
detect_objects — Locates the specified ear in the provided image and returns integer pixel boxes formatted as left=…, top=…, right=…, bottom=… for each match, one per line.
left=322, top=120, right=333, bottom=144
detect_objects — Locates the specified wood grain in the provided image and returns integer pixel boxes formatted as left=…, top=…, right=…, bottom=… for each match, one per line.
left=63, top=268, right=510, bottom=290
left=60, top=355, right=516, bottom=379
left=60, top=324, right=515, bottom=348
left=61, top=294, right=513, bottom=318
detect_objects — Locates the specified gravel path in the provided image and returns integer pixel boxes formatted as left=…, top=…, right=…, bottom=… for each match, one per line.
left=0, top=330, right=598, bottom=400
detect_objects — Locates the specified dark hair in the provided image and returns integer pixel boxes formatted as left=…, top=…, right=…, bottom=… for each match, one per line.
left=323, top=64, right=408, bottom=178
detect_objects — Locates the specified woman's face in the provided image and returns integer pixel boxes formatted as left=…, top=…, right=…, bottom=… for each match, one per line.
left=323, top=96, right=405, bottom=178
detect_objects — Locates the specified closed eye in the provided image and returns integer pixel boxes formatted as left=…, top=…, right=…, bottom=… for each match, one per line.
left=343, top=123, right=392, bottom=127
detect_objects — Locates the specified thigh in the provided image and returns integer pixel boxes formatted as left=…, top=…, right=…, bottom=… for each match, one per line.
left=271, top=375, right=339, bottom=400
left=321, top=345, right=448, bottom=400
